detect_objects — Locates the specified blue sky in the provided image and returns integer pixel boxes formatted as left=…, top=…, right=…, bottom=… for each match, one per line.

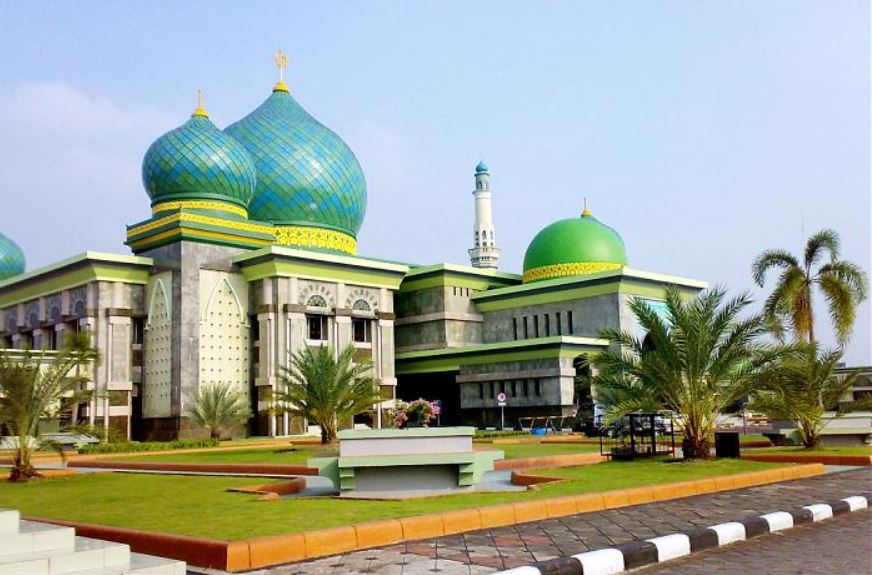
left=0, top=1, right=869, bottom=362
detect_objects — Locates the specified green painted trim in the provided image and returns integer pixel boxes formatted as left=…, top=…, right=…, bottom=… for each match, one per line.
left=400, top=264, right=521, bottom=293
left=337, top=426, right=475, bottom=439
left=0, top=255, right=152, bottom=308
left=337, top=452, right=476, bottom=468
left=395, top=336, right=608, bottom=374
left=127, top=228, right=270, bottom=254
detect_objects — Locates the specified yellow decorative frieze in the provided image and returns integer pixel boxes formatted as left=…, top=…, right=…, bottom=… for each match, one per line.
left=523, top=261, right=623, bottom=283
left=152, top=200, right=248, bottom=218
left=274, top=225, right=357, bottom=255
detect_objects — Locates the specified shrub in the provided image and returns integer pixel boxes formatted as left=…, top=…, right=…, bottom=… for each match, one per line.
left=78, top=438, right=219, bottom=454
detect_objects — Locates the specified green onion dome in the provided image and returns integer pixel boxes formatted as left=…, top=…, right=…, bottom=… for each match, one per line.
left=475, top=161, right=489, bottom=174
left=142, top=108, right=256, bottom=216
left=522, top=207, right=627, bottom=283
left=224, top=86, right=367, bottom=238
left=0, top=232, right=25, bottom=281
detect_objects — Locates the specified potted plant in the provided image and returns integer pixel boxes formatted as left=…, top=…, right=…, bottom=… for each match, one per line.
left=395, top=398, right=439, bottom=428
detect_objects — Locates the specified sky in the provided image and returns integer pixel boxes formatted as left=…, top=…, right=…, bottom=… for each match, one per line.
left=0, top=1, right=869, bottom=363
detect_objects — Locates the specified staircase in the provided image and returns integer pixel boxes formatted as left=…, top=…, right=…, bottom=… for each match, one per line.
left=0, top=509, right=186, bottom=574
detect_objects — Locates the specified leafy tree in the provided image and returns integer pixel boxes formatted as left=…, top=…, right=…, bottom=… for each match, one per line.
left=0, top=333, right=98, bottom=481
left=185, top=383, right=251, bottom=440
left=275, top=344, right=382, bottom=444
left=590, top=286, right=771, bottom=459
left=751, top=344, right=861, bottom=448
left=752, top=229, right=868, bottom=345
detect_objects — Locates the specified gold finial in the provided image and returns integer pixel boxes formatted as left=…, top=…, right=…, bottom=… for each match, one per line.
left=581, top=197, right=592, bottom=217
left=192, top=88, right=209, bottom=118
left=273, top=50, right=290, bottom=92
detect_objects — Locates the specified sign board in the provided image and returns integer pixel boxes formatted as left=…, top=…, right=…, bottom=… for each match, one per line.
left=496, top=392, right=507, bottom=402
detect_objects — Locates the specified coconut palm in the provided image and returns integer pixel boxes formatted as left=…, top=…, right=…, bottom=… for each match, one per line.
left=185, top=383, right=251, bottom=440
left=590, top=286, right=771, bottom=459
left=751, top=344, right=861, bottom=448
left=752, top=229, right=868, bottom=345
left=275, top=344, right=382, bottom=444
left=0, top=333, right=97, bottom=481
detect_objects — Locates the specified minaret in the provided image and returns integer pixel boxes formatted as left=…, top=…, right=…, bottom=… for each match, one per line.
left=468, top=161, right=500, bottom=268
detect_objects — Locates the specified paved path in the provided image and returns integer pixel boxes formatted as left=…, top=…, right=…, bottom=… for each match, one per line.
left=635, top=507, right=872, bottom=574
left=197, top=468, right=871, bottom=575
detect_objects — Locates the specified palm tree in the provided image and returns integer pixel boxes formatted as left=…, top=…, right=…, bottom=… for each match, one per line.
left=752, top=229, right=868, bottom=345
left=275, top=344, right=382, bottom=444
left=185, top=383, right=251, bottom=440
left=0, top=333, right=97, bottom=481
left=751, top=344, right=861, bottom=448
left=590, top=286, right=771, bottom=460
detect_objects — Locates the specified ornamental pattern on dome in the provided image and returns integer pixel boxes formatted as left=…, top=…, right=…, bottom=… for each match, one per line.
left=224, top=90, right=367, bottom=237
left=142, top=115, right=256, bottom=210
left=0, top=232, right=25, bottom=281
left=522, top=261, right=623, bottom=283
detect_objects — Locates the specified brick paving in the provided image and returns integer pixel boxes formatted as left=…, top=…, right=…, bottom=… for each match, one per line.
left=205, top=468, right=871, bottom=575
left=636, top=507, right=872, bottom=574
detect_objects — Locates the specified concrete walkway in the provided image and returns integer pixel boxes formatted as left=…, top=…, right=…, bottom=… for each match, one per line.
left=194, top=468, right=871, bottom=575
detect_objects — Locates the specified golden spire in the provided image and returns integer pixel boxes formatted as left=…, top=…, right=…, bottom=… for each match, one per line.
left=273, top=50, right=290, bottom=93
left=192, top=88, right=209, bottom=118
left=581, top=197, right=592, bottom=217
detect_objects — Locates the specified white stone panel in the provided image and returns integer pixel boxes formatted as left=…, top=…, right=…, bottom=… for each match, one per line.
left=143, top=274, right=172, bottom=418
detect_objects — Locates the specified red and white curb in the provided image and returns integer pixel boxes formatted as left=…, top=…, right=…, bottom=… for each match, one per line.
left=493, top=494, right=870, bottom=575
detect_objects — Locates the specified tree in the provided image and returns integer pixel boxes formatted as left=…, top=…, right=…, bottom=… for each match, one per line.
left=751, top=344, right=861, bottom=448
left=752, top=229, right=868, bottom=346
left=590, top=286, right=771, bottom=459
left=0, top=333, right=98, bottom=481
left=275, top=344, right=382, bottom=444
left=185, top=383, right=251, bottom=440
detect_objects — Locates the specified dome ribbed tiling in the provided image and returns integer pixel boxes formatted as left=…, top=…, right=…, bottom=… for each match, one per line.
left=0, top=232, right=25, bottom=281
left=224, top=89, right=367, bottom=237
left=522, top=211, right=627, bottom=283
left=142, top=115, right=256, bottom=210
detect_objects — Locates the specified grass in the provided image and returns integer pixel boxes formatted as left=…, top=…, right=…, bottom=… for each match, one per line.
left=109, top=442, right=600, bottom=464
left=0, top=458, right=783, bottom=540
left=754, top=445, right=872, bottom=456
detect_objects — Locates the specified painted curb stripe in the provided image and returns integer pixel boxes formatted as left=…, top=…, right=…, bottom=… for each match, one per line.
left=646, top=533, right=690, bottom=562
left=492, top=494, right=869, bottom=575
left=708, top=522, right=746, bottom=546
left=761, top=511, right=794, bottom=532
left=803, top=504, right=833, bottom=522
left=571, top=548, right=625, bottom=575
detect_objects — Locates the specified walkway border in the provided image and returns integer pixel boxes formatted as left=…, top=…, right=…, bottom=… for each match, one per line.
left=494, top=492, right=871, bottom=575
left=742, top=453, right=872, bottom=466
left=26, top=463, right=823, bottom=571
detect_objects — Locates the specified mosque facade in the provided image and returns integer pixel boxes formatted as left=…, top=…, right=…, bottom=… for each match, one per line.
left=0, top=61, right=706, bottom=440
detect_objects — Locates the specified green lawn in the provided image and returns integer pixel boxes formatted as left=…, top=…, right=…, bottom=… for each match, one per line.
left=755, top=445, right=872, bottom=456
left=0, top=458, right=783, bottom=540
left=110, top=442, right=600, bottom=465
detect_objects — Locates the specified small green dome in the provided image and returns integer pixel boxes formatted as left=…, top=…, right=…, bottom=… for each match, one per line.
left=475, top=161, right=488, bottom=174
left=522, top=211, right=627, bottom=283
left=0, top=232, right=25, bottom=281
left=142, top=112, right=256, bottom=210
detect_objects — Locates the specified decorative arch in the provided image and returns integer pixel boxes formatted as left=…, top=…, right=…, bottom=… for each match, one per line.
left=203, top=276, right=247, bottom=326
left=298, top=282, right=335, bottom=310
left=344, top=287, right=378, bottom=312
left=146, top=279, right=171, bottom=327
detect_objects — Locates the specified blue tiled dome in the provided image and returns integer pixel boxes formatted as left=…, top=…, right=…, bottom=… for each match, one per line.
left=0, top=232, right=25, bottom=281
left=142, top=113, right=256, bottom=209
left=225, top=88, right=367, bottom=236
left=475, top=161, right=488, bottom=174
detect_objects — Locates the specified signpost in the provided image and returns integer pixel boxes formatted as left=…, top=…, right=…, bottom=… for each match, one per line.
left=497, top=392, right=507, bottom=430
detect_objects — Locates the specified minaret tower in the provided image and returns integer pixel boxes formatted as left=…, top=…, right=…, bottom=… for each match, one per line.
left=468, top=161, right=500, bottom=268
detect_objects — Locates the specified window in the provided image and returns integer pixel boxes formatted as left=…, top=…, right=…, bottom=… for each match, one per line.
left=523, top=379, right=529, bottom=396
left=556, top=312, right=562, bottom=335
left=567, top=310, right=574, bottom=334
left=489, top=382, right=495, bottom=398
left=307, top=315, right=328, bottom=340
left=512, top=318, right=518, bottom=340
left=544, top=314, right=550, bottom=336
left=48, top=329, right=58, bottom=350
left=352, top=299, right=371, bottom=312
left=523, top=316, right=529, bottom=338
left=478, top=383, right=484, bottom=399
left=511, top=381, right=517, bottom=397
left=307, top=295, right=328, bottom=308
left=499, top=381, right=506, bottom=395
left=352, top=317, right=371, bottom=343
left=534, top=315, right=539, bottom=337
left=132, top=317, right=145, bottom=345
left=535, top=379, right=542, bottom=396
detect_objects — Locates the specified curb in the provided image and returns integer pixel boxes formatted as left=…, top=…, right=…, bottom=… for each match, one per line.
left=742, top=453, right=872, bottom=467
left=493, top=493, right=871, bottom=575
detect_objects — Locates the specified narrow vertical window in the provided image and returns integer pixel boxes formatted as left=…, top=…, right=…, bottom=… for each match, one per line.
left=556, top=312, right=562, bottom=335
left=567, top=310, right=574, bottom=334
left=523, top=379, right=529, bottom=396
left=511, top=381, right=517, bottom=397
left=523, top=316, right=529, bottom=338
left=499, top=381, right=506, bottom=395
left=478, top=383, right=484, bottom=399
left=490, top=382, right=496, bottom=398
left=534, top=315, right=539, bottom=337
left=512, top=317, right=518, bottom=340
left=535, top=379, right=542, bottom=396
left=544, top=314, right=550, bottom=336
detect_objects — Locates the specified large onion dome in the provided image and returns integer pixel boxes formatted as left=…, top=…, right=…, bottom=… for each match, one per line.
left=522, top=205, right=627, bottom=283
left=224, top=85, right=367, bottom=237
left=0, top=232, right=25, bottom=281
left=142, top=107, right=256, bottom=216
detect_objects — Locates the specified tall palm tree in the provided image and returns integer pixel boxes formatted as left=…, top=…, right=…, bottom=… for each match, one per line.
left=275, top=344, right=382, bottom=444
left=591, top=286, right=771, bottom=459
left=751, top=344, right=861, bottom=448
left=0, top=333, right=97, bottom=481
left=752, top=229, right=868, bottom=345
left=185, top=383, right=251, bottom=440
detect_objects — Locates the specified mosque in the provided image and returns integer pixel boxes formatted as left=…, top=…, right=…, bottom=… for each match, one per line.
left=0, top=56, right=706, bottom=440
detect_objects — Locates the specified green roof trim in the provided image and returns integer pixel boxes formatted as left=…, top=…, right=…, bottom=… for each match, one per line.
left=400, top=262, right=521, bottom=293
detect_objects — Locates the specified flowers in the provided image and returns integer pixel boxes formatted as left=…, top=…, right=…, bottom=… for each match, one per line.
left=394, top=398, right=440, bottom=428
